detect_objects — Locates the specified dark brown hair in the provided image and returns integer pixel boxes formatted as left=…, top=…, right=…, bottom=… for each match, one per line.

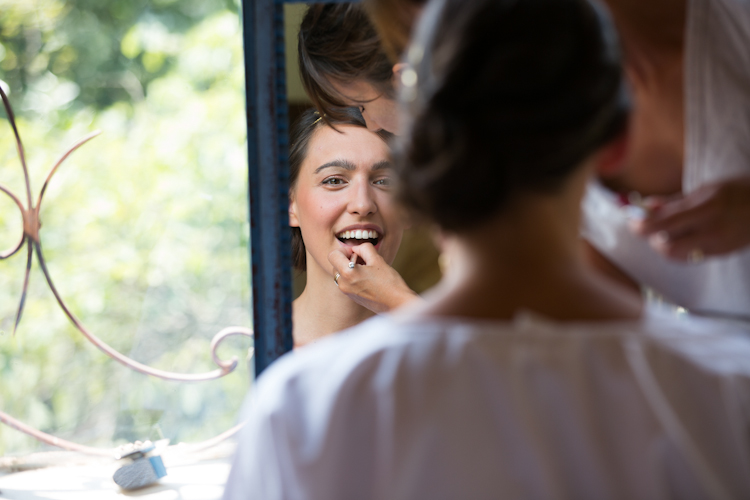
left=298, top=4, right=395, bottom=124
left=396, top=0, right=629, bottom=232
left=364, top=0, right=427, bottom=63
left=289, top=107, right=392, bottom=270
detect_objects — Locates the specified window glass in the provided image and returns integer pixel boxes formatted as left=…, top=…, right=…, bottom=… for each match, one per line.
left=0, top=0, right=252, bottom=455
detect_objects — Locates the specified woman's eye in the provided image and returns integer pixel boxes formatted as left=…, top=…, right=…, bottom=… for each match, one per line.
left=322, top=177, right=345, bottom=186
left=374, top=177, right=392, bottom=186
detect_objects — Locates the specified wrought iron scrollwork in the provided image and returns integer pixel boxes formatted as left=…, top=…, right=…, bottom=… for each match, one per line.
left=0, top=85, right=252, bottom=455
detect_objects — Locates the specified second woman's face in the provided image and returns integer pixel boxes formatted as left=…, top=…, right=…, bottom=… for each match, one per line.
left=289, top=124, right=405, bottom=277
left=331, top=80, right=400, bottom=135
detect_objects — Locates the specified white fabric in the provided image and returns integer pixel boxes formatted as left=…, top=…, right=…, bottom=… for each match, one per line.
left=684, top=0, right=750, bottom=192
left=581, top=0, right=750, bottom=318
left=223, top=311, right=750, bottom=500
left=581, top=182, right=750, bottom=316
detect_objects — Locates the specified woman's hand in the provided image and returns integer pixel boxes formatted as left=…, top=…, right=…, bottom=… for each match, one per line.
left=329, top=243, right=420, bottom=313
left=629, top=177, right=750, bottom=261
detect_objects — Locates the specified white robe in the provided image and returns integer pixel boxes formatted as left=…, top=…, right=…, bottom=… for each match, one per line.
left=223, top=311, right=750, bottom=500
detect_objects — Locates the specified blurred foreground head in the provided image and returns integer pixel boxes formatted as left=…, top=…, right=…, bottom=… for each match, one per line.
left=395, top=0, right=629, bottom=233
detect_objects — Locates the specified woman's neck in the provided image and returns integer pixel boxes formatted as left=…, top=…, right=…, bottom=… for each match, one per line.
left=293, top=260, right=375, bottom=347
left=415, top=173, right=642, bottom=322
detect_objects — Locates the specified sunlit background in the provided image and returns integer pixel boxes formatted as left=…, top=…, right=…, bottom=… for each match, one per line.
left=0, top=0, right=440, bottom=457
left=0, top=0, right=255, bottom=455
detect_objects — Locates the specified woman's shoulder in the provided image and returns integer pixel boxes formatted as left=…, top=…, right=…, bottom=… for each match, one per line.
left=246, top=309, right=750, bottom=481
left=257, top=309, right=750, bottom=399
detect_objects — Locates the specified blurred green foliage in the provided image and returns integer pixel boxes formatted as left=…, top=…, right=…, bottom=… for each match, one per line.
left=0, top=2, right=252, bottom=456
left=0, top=0, right=239, bottom=112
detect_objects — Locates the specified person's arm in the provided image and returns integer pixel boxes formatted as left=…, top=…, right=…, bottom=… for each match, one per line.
left=629, top=177, right=750, bottom=260
left=329, top=243, right=420, bottom=313
left=582, top=239, right=642, bottom=295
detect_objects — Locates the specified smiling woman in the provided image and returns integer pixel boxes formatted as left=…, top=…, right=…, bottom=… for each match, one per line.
left=288, top=108, right=411, bottom=347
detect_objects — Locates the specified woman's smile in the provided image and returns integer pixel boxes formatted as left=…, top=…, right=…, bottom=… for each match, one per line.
left=289, top=124, right=405, bottom=277
left=336, top=225, right=383, bottom=249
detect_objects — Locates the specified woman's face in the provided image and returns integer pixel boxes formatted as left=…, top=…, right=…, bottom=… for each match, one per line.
left=289, top=124, right=405, bottom=276
left=330, top=79, right=400, bottom=135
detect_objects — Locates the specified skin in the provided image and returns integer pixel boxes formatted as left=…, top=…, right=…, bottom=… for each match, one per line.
left=323, top=65, right=427, bottom=311
left=289, top=124, right=407, bottom=346
left=329, top=241, right=419, bottom=313
left=326, top=64, right=422, bottom=311
left=629, top=179, right=750, bottom=260
left=329, top=79, right=401, bottom=134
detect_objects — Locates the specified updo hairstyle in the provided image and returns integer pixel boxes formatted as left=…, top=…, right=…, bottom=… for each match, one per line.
left=289, top=107, right=392, bottom=270
left=298, top=3, right=394, bottom=124
left=396, top=0, right=629, bottom=232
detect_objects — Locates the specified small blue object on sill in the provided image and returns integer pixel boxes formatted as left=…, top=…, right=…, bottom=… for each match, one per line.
left=113, top=441, right=168, bottom=491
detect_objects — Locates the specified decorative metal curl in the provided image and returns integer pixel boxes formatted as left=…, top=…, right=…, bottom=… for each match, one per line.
left=0, top=409, right=114, bottom=457
left=0, top=86, right=253, bottom=382
left=0, top=85, right=255, bottom=456
left=0, top=353, right=251, bottom=456
left=0, top=408, right=248, bottom=458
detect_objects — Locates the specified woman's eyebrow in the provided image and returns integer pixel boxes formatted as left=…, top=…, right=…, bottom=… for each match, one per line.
left=371, top=160, right=392, bottom=171
left=314, top=159, right=357, bottom=174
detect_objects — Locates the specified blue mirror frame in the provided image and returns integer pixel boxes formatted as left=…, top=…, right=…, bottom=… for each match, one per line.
left=242, top=0, right=355, bottom=375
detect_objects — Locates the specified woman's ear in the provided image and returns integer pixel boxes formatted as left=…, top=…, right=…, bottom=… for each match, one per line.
left=289, top=195, right=300, bottom=228
left=594, top=130, right=629, bottom=179
left=391, top=62, right=409, bottom=87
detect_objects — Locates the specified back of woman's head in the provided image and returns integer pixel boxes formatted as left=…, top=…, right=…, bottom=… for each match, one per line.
left=289, top=107, right=392, bottom=270
left=396, top=0, right=628, bottom=232
left=298, top=3, right=394, bottom=122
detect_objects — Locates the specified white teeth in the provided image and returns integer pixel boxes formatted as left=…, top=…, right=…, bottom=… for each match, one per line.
left=337, top=230, right=380, bottom=239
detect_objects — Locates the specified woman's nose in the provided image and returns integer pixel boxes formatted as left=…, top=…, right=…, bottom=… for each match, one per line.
left=348, top=182, right=377, bottom=215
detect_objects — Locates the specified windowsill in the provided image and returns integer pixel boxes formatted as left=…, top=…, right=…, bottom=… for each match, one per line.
left=0, top=442, right=234, bottom=499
